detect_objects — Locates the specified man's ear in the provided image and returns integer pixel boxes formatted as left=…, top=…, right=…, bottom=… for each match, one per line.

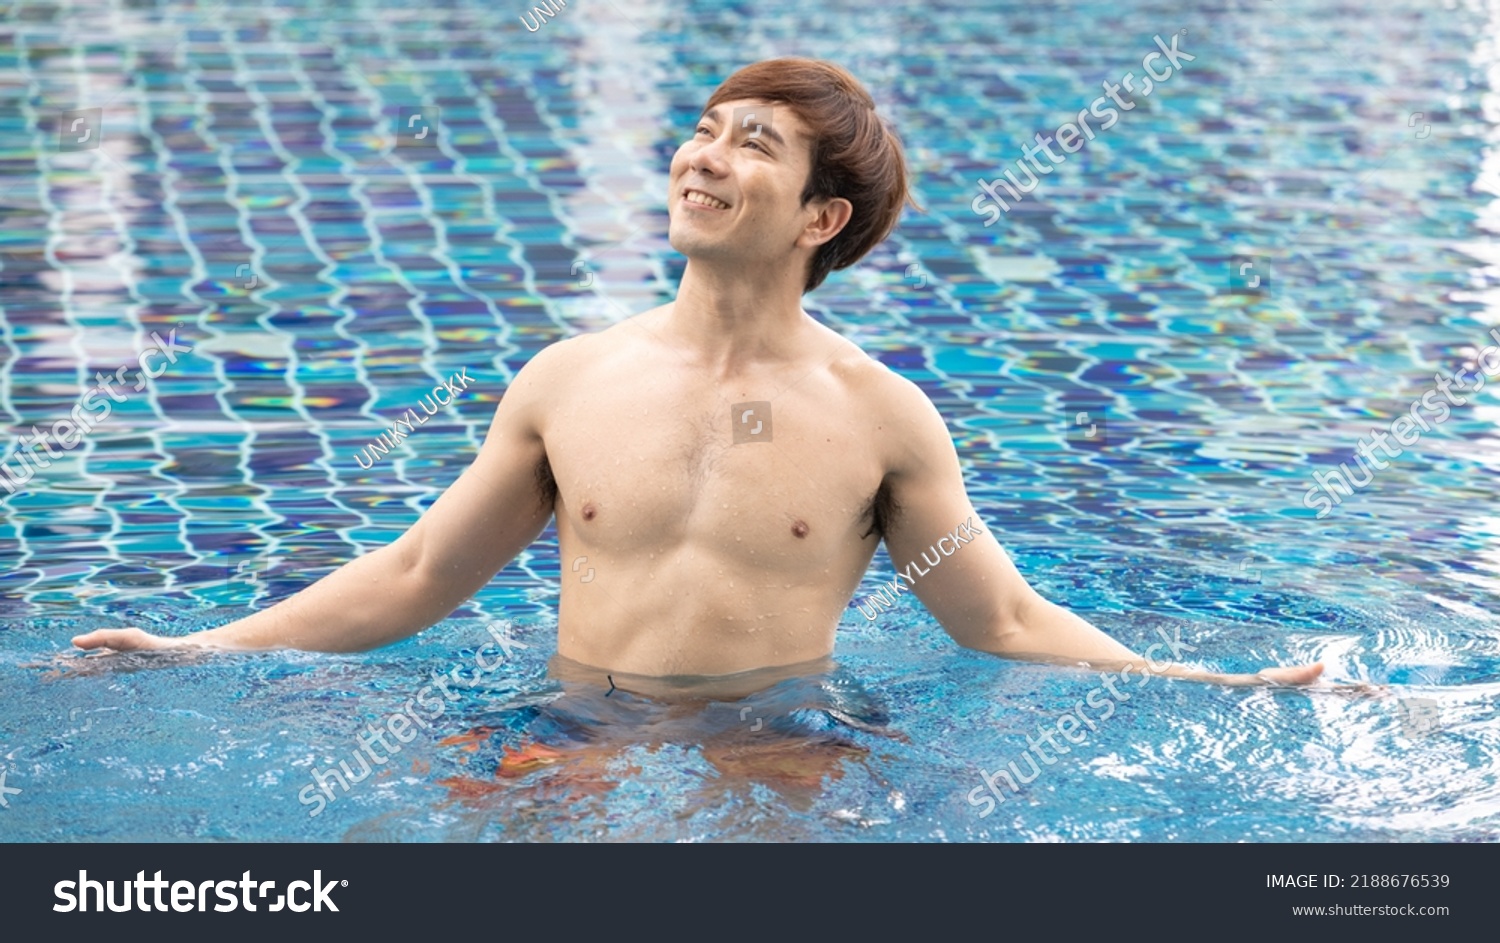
left=797, top=196, right=853, bottom=250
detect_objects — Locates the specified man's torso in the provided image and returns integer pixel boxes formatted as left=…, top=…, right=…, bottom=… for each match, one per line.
left=537, top=305, right=896, bottom=676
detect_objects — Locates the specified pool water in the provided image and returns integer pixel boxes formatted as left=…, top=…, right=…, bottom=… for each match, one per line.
left=2, top=0, right=1498, bottom=841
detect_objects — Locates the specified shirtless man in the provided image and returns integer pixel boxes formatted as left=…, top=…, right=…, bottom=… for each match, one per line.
left=72, top=58, right=1321, bottom=694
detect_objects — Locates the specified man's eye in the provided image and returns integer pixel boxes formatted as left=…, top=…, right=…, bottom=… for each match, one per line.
left=743, top=138, right=764, bottom=152
left=695, top=124, right=711, bottom=136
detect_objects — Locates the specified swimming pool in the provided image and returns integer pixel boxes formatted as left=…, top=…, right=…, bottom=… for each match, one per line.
left=2, top=0, right=1498, bottom=841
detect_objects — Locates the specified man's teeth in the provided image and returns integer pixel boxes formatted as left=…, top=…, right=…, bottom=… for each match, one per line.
left=686, top=191, right=728, bottom=209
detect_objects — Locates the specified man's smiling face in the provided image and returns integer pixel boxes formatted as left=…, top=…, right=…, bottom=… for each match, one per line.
left=667, top=98, right=822, bottom=271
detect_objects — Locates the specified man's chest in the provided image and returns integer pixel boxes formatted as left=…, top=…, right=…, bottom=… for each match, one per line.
left=543, top=381, right=883, bottom=557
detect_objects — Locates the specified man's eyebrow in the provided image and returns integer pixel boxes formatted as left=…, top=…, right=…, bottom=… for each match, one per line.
left=702, top=105, right=787, bottom=148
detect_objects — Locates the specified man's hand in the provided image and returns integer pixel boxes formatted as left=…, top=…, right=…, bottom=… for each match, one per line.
left=71, top=627, right=193, bottom=652
left=1005, top=651, right=1327, bottom=687
left=1197, top=663, right=1326, bottom=687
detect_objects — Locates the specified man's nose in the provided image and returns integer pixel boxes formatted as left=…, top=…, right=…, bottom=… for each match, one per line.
left=691, top=130, right=731, bottom=175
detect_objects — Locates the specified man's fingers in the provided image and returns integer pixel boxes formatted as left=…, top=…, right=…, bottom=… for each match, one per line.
left=71, top=628, right=164, bottom=651
left=71, top=629, right=126, bottom=650
left=1211, top=662, right=1326, bottom=687
left=71, top=629, right=111, bottom=649
left=1254, top=662, right=1325, bottom=687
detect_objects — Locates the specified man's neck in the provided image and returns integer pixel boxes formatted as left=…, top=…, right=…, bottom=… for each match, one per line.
left=663, top=260, right=813, bottom=373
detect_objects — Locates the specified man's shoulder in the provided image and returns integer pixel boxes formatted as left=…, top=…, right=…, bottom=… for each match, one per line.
left=820, top=329, right=952, bottom=475
left=525, top=304, right=669, bottom=371
left=823, top=330, right=934, bottom=418
left=515, top=320, right=633, bottom=382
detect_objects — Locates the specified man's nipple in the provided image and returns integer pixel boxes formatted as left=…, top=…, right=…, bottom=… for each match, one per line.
left=582, top=502, right=597, bottom=521
left=791, top=519, right=808, bottom=538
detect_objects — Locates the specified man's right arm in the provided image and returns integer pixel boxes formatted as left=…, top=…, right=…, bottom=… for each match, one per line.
left=70, top=340, right=573, bottom=654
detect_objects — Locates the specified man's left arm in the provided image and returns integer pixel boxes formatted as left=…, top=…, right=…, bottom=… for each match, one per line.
left=875, top=374, right=1323, bottom=687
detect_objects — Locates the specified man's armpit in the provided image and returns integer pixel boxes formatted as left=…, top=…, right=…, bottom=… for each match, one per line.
left=858, top=477, right=900, bottom=541
left=534, top=453, right=559, bottom=512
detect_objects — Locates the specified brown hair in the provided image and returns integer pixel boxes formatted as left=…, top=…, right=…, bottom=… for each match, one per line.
left=703, top=58, right=922, bottom=293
